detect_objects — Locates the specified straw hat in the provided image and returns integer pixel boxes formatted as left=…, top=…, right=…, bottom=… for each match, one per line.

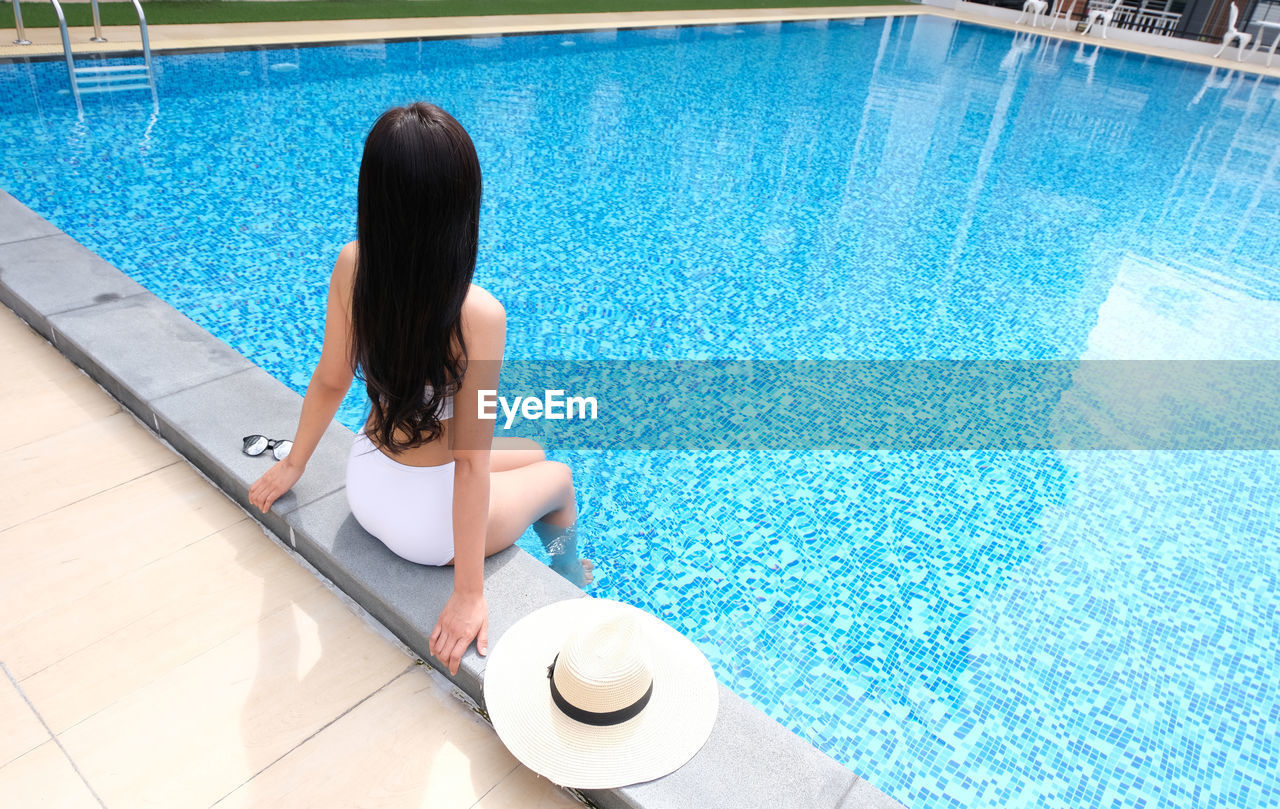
left=483, top=598, right=719, bottom=789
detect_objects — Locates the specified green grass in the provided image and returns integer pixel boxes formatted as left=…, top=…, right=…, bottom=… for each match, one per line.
left=2, top=0, right=906, bottom=29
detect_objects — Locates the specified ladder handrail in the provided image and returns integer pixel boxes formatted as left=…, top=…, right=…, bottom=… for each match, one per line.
left=82, top=0, right=154, bottom=72
left=45, top=0, right=155, bottom=109
left=130, top=0, right=154, bottom=79
left=89, top=0, right=105, bottom=41
left=47, top=0, right=81, bottom=106
left=12, top=0, right=32, bottom=45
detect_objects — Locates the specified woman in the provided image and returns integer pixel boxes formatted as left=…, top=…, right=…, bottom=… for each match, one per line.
left=248, top=102, right=591, bottom=678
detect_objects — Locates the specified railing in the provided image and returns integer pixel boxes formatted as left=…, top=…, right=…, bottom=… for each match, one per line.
left=967, top=0, right=1271, bottom=41
left=11, top=0, right=32, bottom=45
left=125, top=0, right=155, bottom=79
left=1084, top=0, right=1184, bottom=33
left=10, top=0, right=153, bottom=65
left=1125, top=6, right=1184, bottom=33
left=47, top=0, right=79, bottom=105
left=24, top=0, right=157, bottom=112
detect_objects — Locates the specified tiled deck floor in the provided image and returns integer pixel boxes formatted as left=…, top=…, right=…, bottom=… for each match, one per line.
left=0, top=303, right=579, bottom=809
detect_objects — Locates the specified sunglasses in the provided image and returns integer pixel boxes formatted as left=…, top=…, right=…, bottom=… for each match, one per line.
left=242, top=435, right=293, bottom=461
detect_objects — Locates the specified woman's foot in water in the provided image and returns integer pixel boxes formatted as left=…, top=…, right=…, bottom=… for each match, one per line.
left=536, top=521, right=593, bottom=588
left=552, top=556, right=594, bottom=587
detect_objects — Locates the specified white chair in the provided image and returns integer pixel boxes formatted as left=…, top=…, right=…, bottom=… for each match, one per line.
left=1016, top=0, right=1049, bottom=27
left=1252, top=21, right=1280, bottom=66
left=1212, top=2, right=1253, bottom=61
left=1081, top=0, right=1124, bottom=38
left=1048, top=0, right=1081, bottom=31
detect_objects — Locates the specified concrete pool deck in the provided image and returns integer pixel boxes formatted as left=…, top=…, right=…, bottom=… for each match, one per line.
left=0, top=302, right=582, bottom=809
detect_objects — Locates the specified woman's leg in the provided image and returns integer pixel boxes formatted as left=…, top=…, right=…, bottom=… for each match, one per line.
left=484, top=460, right=593, bottom=584
left=489, top=437, right=545, bottom=472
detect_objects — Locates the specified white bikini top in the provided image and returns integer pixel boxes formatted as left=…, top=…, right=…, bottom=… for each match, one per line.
left=425, top=384, right=455, bottom=421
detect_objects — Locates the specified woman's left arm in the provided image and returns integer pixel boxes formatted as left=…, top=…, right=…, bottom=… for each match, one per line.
left=429, top=290, right=505, bottom=676
left=248, top=245, right=357, bottom=513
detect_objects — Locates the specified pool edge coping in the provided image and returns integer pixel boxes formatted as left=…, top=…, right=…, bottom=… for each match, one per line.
left=0, top=6, right=924, bottom=61
left=4, top=3, right=1280, bottom=78
left=0, top=193, right=906, bottom=809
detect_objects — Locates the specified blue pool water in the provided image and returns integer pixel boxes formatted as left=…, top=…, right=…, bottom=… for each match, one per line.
left=3, top=16, right=1279, bottom=808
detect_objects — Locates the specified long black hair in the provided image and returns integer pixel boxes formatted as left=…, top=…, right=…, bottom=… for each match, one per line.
left=351, top=102, right=482, bottom=452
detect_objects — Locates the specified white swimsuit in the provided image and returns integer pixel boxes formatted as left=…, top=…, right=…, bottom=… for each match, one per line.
left=345, top=388, right=456, bottom=566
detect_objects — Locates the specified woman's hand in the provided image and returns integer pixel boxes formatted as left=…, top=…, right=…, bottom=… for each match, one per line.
left=429, top=590, right=489, bottom=676
left=248, top=458, right=304, bottom=513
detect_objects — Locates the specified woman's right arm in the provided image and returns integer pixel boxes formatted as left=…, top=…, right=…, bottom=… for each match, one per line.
left=248, top=244, right=357, bottom=513
left=428, top=288, right=505, bottom=676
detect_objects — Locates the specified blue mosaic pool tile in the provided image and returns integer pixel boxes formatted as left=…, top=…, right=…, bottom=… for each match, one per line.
left=3, top=17, right=1280, bottom=809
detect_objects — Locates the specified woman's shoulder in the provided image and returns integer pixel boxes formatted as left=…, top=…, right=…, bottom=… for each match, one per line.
left=460, top=285, right=506, bottom=361
left=463, top=284, right=505, bottom=325
left=332, top=241, right=358, bottom=285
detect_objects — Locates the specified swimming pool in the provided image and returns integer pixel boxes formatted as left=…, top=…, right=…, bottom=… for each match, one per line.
left=2, top=15, right=1278, bottom=808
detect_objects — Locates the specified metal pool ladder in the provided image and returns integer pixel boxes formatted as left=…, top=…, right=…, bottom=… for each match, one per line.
left=40, top=0, right=156, bottom=105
